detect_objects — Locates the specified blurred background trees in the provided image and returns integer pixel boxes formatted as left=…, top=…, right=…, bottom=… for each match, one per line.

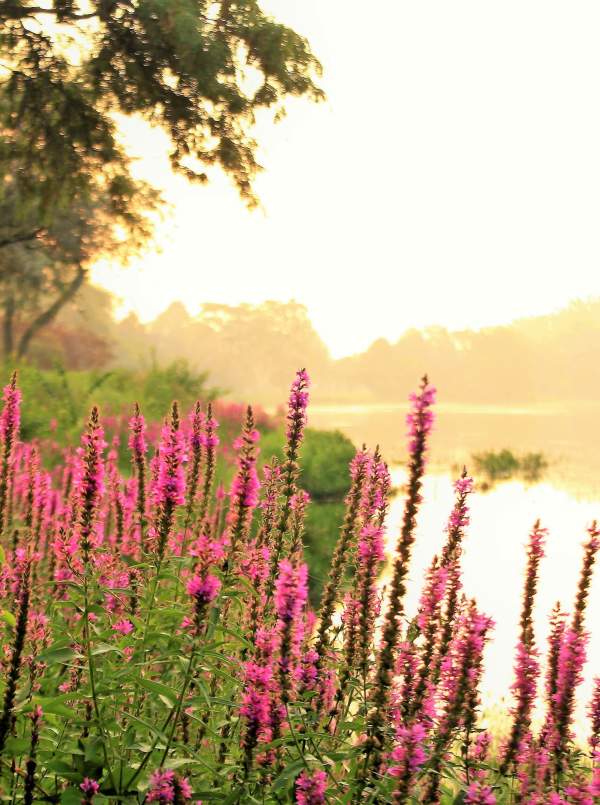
left=0, top=0, right=322, bottom=357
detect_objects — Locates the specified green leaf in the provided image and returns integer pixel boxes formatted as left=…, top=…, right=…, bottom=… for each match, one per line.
left=26, top=698, right=78, bottom=719
left=1, top=610, right=16, bottom=628
left=37, top=644, right=77, bottom=665
left=61, top=788, right=84, bottom=805
left=3, top=736, right=29, bottom=756
left=272, top=759, right=305, bottom=791
left=91, top=642, right=121, bottom=656
left=135, top=677, right=178, bottom=706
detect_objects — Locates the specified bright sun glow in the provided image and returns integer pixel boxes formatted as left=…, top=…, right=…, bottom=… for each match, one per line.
left=91, top=0, right=600, bottom=358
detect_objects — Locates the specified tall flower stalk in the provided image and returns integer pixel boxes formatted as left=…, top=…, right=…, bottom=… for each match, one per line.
left=315, top=447, right=370, bottom=662
left=360, top=376, right=436, bottom=783
left=128, top=403, right=148, bottom=551
left=0, top=373, right=21, bottom=540
left=268, top=369, right=309, bottom=588
left=152, top=402, right=185, bottom=565
left=552, top=523, right=599, bottom=770
left=0, top=554, right=30, bottom=757
left=195, top=403, right=219, bottom=533
left=500, top=520, right=547, bottom=772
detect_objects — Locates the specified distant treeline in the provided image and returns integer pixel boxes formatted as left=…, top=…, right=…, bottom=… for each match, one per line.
left=19, top=285, right=600, bottom=406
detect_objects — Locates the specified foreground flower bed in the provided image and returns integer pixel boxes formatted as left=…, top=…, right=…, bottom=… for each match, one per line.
left=0, top=369, right=597, bottom=804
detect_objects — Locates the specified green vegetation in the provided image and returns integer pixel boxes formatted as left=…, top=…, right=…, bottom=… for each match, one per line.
left=1, top=1, right=322, bottom=356
left=472, top=448, right=549, bottom=486
left=11, top=360, right=217, bottom=446
left=261, top=427, right=356, bottom=602
left=11, top=362, right=350, bottom=598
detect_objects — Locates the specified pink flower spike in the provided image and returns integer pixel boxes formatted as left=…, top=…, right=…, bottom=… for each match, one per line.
left=112, top=619, right=134, bottom=636
left=295, top=769, right=327, bottom=805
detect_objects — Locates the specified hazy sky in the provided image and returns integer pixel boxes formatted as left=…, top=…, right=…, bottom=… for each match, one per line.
left=91, top=1, right=600, bottom=358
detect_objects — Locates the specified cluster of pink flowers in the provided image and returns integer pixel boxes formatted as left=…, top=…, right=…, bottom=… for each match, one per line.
left=286, top=369, right=310, bottom=443
left=406, top=378, right=436, bottom=457
left=0, top=371, right=598, bottom=804
left=295, top=769, right=327, bottom=804
left=0, top=375, right=21, bottom=446
left=154, top=416, right=186, bottom=510
left=147, top=769, right=193, bottom=803
left=187, top=573, right=221, bottom=605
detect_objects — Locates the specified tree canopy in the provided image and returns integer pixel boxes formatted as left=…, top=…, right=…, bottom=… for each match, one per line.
left=0, top=0, right=323, bottom=355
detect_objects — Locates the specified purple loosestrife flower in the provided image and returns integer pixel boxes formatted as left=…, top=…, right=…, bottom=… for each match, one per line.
left=363, top=377, right=436, bottom=780
left=225, top=407, right=260, bottom=565
left=389, top=722, right=427, bottom=804
left=407, top=558, right=448, bottom=723
left=295, top=769, right=327, bottom=805
left=551, top=524, right=599, bottom=768
left=440, top=470, right=474, bottom=568
left=355, top=523, right=385, bottom=676
left=147, top=770, right=193, bottom=803
left=183, top=401, right=204, bottom=537
left=151, top=403, right=185, bottom=562
left=128, top=403, right=148, bottom=549
left=240, top=661, right=274, bottom=776
left=289, top=489, right=310, bottom=559
left=80, top=778, right=100, bottom=804
left=186, top=572, right=221, bottom=633
left=516, top=735, right=551, bottom=804
left=591, top=750, right=600, bottom=797
left=424, top=603, right=493, bottom=805
left=256, top=459, right=282, bottom=548
left=268, top=370, right=310, bottom=585
left=540, top=602, right=567, bottom=751
left=464, top=783, right=496, bottom=805
left=588, top=677, right=600, bottom=749
left=195, top=404, right=219, bottom=532
left=552, top=626, right=589, bottom=762
left=77, top=408, right=107, bottom=566
left=315, top=447, right=371, bottom=662
left=572, top=522, right=600, bottom=635
left=275, top=559, right=308, bottom=703
left=501, top=521, right=547, bottom=772
left=0, top=373, right=21, bottom=538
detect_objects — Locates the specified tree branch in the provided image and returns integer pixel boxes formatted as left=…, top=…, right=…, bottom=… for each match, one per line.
left=16, top=264, right=87, bottom=359
left=0, top=229, right=44, bottom=249
left=0, top=6, right=99, bottom=20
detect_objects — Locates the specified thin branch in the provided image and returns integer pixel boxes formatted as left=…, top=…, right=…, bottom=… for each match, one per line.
left=0, top=229, right=44, bottom=249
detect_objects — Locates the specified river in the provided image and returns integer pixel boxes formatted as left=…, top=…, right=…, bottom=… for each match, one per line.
left=309, top=402, right=600, bottom=736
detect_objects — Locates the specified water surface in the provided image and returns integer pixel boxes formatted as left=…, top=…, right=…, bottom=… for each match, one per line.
left=310, top=403, right=600, bottom=736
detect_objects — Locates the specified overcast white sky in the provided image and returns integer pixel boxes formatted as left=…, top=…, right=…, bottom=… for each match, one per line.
left=91, top=0, right=600, bottom=357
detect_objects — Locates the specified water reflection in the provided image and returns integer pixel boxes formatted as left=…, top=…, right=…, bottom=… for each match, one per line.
left=309, top=403, right=600, bottom=737
left=385, top=470, right=600, bottom=736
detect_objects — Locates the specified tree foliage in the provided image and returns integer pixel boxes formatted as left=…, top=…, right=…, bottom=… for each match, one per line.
left=0, top=0, right=322, bottom=354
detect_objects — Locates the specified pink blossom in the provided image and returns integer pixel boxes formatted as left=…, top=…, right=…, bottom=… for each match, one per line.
left=128, top=406, right=147, bottom=458
left=287, top=369, right=310, bottom=443
left=416, top=562, right=448, bottom=632
left=112, top=619, right=134, bottom=635
left=155, top=419, right=186, bottom=509
left=187, top=573, right=221, bottom=604
left=80, top=778, right=100, bottom=802
left=389, top=722, right=427, bottom=776
left=406, top=379, right=436, bottom=457
left=0, top=375, right=21, bottom=445
left=295, top=769, right=327, bottom=805
left=147, top=770, right=192, bottom=803
left=464, top=782, right=496, bottom=804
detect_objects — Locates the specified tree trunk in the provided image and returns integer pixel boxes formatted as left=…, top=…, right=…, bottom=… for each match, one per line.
left=3, top=296, right=15, bottom=360
left=16, top=265, right=87, bottom=360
